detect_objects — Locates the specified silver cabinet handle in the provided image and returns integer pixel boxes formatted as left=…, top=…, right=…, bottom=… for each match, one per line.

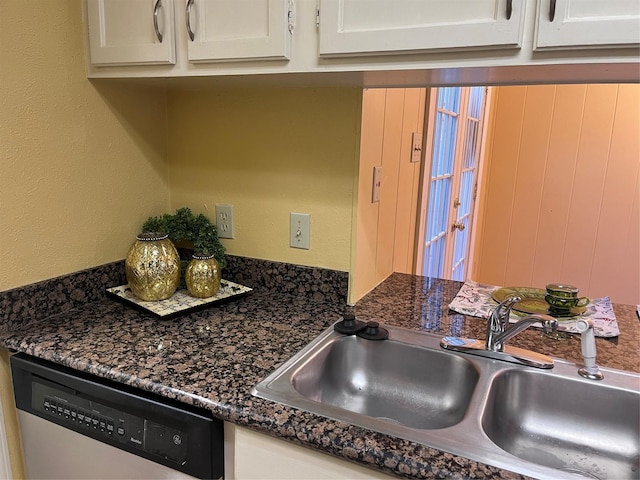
left=186, top=0, right=195, bottom=41
left=506, top=0, right=513, bottom=20
left=549, top=0, right=557, bottom=22
left=153, top=0, right=163, bottom=42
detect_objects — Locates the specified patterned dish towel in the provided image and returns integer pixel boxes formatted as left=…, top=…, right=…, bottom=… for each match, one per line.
left=449, top=280, right=619, bottom=338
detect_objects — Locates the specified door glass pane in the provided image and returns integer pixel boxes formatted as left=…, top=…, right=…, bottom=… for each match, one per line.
left=423, top=87, right=460, bottom=279
left=450, top=86, right=485, bottom=281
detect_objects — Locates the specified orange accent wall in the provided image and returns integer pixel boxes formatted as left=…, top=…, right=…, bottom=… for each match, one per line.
left=473, top=84, right=640, bottom=305
left=353, top=88, right=426, bottom=301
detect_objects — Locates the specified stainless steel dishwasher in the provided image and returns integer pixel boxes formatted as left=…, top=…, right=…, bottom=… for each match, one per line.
left=11, top=353, right=224, bottom=479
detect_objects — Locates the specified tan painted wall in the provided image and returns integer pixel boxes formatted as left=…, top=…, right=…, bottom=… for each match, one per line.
left=0, top=2, right=171, bottom=477
left=0, top=2, right=171, bottom=292
left=166, top=87, right=362, bottom=275
left=474, top=84, right=640, bottom=305
left=353, top=88, right=426, bottom=301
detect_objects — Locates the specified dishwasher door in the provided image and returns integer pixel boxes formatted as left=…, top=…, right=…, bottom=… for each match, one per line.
left=11, top=353, right=224, bottom=480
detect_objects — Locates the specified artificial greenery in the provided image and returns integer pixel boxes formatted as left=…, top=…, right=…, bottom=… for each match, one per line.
left=142, top=207, right=226, bottom=269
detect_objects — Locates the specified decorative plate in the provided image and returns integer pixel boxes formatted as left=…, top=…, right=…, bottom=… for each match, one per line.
left=492, top=286, right=586, bottom=318
left=107, top=279, right=252, bottom=319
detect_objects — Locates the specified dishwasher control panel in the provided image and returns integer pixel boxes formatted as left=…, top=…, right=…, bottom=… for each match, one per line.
left=34, top=381, right=188, bottom=464
left=11, top=353, right=224, bottom=480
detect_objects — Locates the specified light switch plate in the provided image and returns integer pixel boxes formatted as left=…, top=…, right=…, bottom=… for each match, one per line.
left=411, top=132, right=422, bottom=163
left=290, top=213, right=310, bottom=249
left=372, top=166, right=382, bottom=203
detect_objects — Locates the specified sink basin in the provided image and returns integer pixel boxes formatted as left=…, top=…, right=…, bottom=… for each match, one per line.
left=291, top=334, right=479, bottom=429
left=482, top=369, right=640, bottom=479
left=252, top=322, right=640, bottom=479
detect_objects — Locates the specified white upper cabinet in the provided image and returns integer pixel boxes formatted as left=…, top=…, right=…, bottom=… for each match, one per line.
left=185, top=0, right=293, bottom=62
left=84, top=0, right=639, bottom=80
left=86, top=0, right=176, bottom=65
left=534, top=0, right=640, bottom=50
left=318, top=0, right=526, bottom=57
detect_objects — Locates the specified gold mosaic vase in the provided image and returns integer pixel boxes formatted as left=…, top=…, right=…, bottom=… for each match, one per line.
left=185, top=253, right=221, bottom=298
left=125, top=233, right=180, bottom=301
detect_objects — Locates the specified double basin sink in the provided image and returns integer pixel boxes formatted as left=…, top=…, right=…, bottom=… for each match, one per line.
left=252, top=323, right=639, bottom=479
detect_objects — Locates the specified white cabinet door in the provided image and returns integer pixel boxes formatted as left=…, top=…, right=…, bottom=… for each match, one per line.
left=0, top=396, right=12, bottom=479
left=86, top=0, right=176, bottom=65
left=534, top=0, right=640, bottom=50
left=227, top=423, right=395, bottom=479
left=318, top=0, right=525, bottom=57
left=185, top=0, right=292, bottom=62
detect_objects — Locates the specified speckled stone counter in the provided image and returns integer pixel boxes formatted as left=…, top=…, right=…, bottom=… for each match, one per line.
left=1, top=261, right=638, bottom=479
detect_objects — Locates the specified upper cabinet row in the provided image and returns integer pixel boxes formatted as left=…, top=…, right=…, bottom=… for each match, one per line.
left=85, top=0, right=640, bottom=78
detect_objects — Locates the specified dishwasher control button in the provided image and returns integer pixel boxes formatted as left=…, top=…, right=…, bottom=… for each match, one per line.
left=71, top=408, right=77, bottom=421
left=116, top=425, right=125, bottom=436
left=63, top=407, right=71, bottom=419
left=91, top=416, right=99, bottom=429
left=107, top=422, right=114, bottom=435
left=99, top=419, right=107, bottom=432
left=57, top=404, right=64, bottom=416
left=43, top=398, right=51, bottom=412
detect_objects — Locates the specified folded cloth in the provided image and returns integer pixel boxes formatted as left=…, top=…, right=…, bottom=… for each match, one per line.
left=449, top=280, right=619, bottom=338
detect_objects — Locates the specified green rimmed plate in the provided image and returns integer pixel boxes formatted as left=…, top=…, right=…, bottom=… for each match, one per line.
left=492, top=286, right=586, bottom=319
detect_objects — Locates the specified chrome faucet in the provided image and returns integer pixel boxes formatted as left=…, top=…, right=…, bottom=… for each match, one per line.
left=441, top=295, right=559, bottom=369
left=486, top=296, right=558, bottom=351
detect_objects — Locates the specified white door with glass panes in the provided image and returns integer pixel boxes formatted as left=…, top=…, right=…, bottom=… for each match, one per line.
left=86, top=0, right=176, bottom=66
left=417, top=87, right=488, bottom=282
left=318, top=0, right=525, bottom=57
left=185, top=0, right=293, bottom=62
left=534, top=0, right=640, bottom=50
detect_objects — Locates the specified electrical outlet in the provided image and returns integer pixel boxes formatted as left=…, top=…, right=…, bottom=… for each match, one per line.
left=290, top=213, right=310, bottom=249
left=215, top=204, right=234, bottom=239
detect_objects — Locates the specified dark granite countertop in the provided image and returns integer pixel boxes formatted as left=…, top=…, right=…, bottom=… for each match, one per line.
left=1, top=259, right=638, bottom=479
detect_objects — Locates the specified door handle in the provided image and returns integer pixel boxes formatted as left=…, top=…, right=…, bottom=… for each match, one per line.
left=451, top=222, right=465, bottom=232
left=186, top=0, right=196, bottom=41
left=549, top=0, right=557, bottom=22
left=153, top=0, right=163, bottom=42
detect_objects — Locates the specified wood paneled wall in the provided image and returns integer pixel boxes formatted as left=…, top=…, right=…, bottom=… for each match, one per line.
left=352, top=88, right=426, bottom=301
left=473, top=84, right=639, bottom=305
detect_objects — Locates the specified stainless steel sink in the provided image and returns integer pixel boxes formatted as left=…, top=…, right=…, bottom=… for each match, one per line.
left=291, top=334, right=479, bottom=429
left=252, top=323, right=640, bottom=479
left=482, top=369, right=640, bottom=479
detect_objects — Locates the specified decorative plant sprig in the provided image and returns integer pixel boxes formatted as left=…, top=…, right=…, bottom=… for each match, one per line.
left=142, top=207, right=226, bottom=269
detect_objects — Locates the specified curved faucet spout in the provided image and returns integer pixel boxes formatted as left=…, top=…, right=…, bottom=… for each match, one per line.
left=490, top=314, right=558, bottom=352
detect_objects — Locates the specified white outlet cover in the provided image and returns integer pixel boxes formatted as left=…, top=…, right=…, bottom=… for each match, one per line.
left=215, top=204, right=234, bottom=239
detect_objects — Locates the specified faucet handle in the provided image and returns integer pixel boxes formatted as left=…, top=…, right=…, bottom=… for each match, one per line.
left=500, top=295, right=521, bottom=310
left=495, top=295, right=522, bottom=323
left=486, top=295, right=522, bottom=347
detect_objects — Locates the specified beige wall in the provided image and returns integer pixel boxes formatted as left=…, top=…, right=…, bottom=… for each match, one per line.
left=474, top=84, right=640, bottom=305
left=0, top=1, right=171, bottom=292
left=353, top=88, right=426, bottom=301
left=0, top=2, right=172, bottom=477
left=166, top=86, right=362, bottom=274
